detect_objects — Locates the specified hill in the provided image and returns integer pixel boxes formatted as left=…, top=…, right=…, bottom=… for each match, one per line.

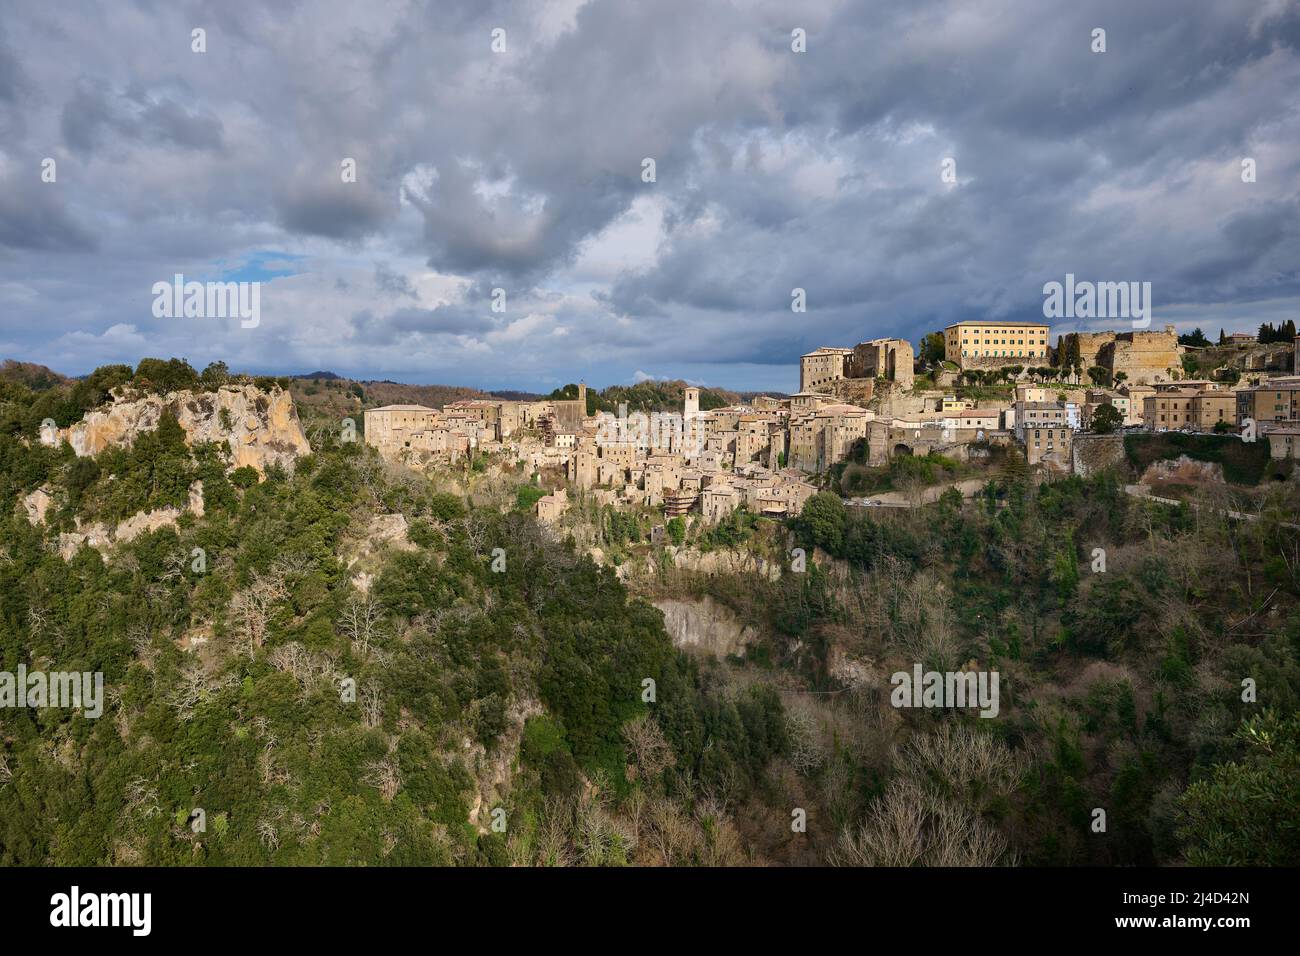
left=0, top=359, right=70, bottom=391
left=549, top=379, right=748, bottom=415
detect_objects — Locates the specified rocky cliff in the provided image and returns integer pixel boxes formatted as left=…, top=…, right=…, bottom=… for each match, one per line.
left=652, top=596, right=755, bottom=658
left=50, top=384, right=311, bottom=474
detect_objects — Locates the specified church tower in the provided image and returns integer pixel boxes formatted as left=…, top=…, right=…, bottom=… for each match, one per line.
left=683, top=386, right=700, bottom=421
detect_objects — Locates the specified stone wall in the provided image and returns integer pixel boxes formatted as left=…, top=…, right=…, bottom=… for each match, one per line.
left=849, top=338, right=915, bottom=389
left=825, top=377, right=875, bottom=405
left=1060, top=326, right=1182, bottom=384
left=1071, top=433, right=1126, bottom=477
left=1100, top=328, right=1182, bottom=383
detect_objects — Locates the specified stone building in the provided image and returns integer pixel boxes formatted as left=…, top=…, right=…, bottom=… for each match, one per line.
left=849, top=338, right=915, bottom=389
left=1236, top=376, right=1300, bottom=424
left=1056, top=326, right=1183, bottom=384
left=1261, top=422, right=1300, bottom=459
left=363, top=404, right=439, bottom=448
left=800, top=338, right=914, bottom=393
left=944, top=320, right=1050, bottom=369
left=799, top=348, right=854, bottom=391
left=535, top=487, right=569, bottom=523
left=1143, top=388, right=1236, bottom=430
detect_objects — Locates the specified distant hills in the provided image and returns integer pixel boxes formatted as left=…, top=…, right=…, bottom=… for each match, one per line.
left=0, top=358, right=778, bottom=421
left=0, top=360, right=69, bottom=391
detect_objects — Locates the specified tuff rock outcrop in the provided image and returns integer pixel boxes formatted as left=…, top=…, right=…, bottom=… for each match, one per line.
left=56, top=480, right=206, bottom=559
left=652, top=596, right=755, bottom=658
left=48, top=384, right=311, bottom=475
left=22, top=487, right=54, bottom=525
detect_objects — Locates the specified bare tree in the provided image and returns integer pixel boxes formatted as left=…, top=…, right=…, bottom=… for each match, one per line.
left=535, top=795, right=575, bottom=867
left=785, top=706, right=828, bottom=775
left=124, top=778, right=162, bottom=819
left=360, top=685, right=383, bottom=729
left=465, top=511, right=489, bottom=556
left=622, top=714, right=676, bottom=783
left=362, top=757, right=402, bottom=802
left=831, top=777, right=1010, bottom=867
left=257, top=817, right=280, bottom=851
left=127, top=623, right=155, bottom=668
left=26, top=604, right=52, bottom=639
left=903, top=723, right=1024, bottom=813
left=258, top=735, right=291, bottom=788
left=166, top=662, right=237, bottom=719
left=338, top=594, right=385, bottom=658
left=229, top=570, right=289, bottom=655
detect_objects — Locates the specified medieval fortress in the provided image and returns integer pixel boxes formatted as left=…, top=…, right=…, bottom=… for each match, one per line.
left=364, top=320, right=1300, bottom=524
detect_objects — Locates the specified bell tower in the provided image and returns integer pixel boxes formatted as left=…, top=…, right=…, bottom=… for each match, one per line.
left=684, top=387, right=700, bottom=421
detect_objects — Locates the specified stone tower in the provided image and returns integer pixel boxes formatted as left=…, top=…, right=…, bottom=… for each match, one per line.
left=683, top=386, right=700, bottom=421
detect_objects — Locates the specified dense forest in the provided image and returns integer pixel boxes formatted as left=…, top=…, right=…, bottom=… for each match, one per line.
left=548, top=379, right=745, bottom=415
left=1, top=360, right=1297, bottom=865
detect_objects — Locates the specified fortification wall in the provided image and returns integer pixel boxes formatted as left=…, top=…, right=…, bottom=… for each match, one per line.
left=1101, top=328, right=1181, bottom=383
left=1071, top=433, right=1126, bottom=477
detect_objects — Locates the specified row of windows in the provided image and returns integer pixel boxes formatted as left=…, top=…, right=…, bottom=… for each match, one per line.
left=951, top=326, right=1047, bottom=334
left=962, top=350, right=1045, bottom=357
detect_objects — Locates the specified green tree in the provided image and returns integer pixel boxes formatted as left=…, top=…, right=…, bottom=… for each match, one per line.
left=794, top=492, right=847, bottom=555
left=919, top=332, right=946, bottom=365
left=1091, top=404, right=1122, bottom=434
left=1176, top=711, right=1300, bottom=865
left=200, top=361, right=230, bottom=389
left=133, top=357, right=198, bottom=394
left=666, top=516, right=686, bottom=546
left=1087, top=366, right=1112, bottom=387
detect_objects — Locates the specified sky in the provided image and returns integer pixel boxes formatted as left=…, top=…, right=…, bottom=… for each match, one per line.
left=0, top=0, right=1297, bottom=394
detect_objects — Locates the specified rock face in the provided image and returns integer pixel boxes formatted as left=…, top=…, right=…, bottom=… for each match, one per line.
left=345, top=514, right=419, bottom=592
left=58, top=521, right=113, bottom=560
left=53, top=384, right=311, bottom=474
left=605, top=546, right=783, bottom=583
left=22, top=487, right=54, bottom=525
left=113, top=507, right=185, bottom=544
left=58, top=480, right=205, bottom=559
left=652, top=596, right=755, bottom=658
left=1140, top=454, right=1226, bottom=486
left=1071, top=433, right=1126, bottom=477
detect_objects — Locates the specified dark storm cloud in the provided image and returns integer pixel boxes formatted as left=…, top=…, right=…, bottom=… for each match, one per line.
left=0, top=0, right=1297, bottom=391
left=0, top=169, right=97, bottom=252
left=374, top=263, right=417, bottom=299
left=60, top=80, right=225, bottom=154
left=275, top=174, right=396, bottom=240
left=1178, top=201, right=1300, bottom=289
left=350, top=303, right=494, bottom=346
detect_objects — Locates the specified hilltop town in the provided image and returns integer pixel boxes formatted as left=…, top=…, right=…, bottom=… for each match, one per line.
left=362, top=321, right=1300, bottom=526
